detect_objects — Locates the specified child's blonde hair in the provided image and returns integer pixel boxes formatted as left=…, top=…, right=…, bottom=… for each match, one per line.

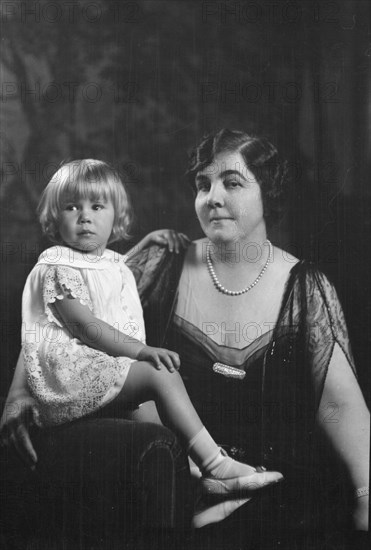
left=38, top=159, right=132, bottom=244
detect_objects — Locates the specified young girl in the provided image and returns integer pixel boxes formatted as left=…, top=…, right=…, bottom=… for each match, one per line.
left=21, top=159, right=282, bottom=503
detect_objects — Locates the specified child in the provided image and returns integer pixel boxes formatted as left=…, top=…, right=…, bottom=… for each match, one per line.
left=22, top=159, right=282, bottom=502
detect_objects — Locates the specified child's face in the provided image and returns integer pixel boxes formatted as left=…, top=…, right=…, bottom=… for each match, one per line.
left=58, top=196, right=115, bottom=256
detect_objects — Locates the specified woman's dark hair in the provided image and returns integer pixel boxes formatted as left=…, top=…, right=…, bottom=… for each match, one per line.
left=186, top=129, right=289, bottom=226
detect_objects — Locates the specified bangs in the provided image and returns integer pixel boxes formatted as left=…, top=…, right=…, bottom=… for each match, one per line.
left=55, top=160, right=119, bottom=208
left=58, top=177, right=113, bottom=205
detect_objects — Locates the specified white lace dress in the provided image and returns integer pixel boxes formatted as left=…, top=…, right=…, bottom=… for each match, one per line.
left=22, top=245, right=146, bottom=426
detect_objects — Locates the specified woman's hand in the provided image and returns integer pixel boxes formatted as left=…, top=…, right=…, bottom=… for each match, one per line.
left=137, top=345, right=181, bottom=372
left=134, top=230, right=191, bottom=255
left=0, top=392, right=41, bottom=469
left=352, top=496, right=369, bottom=531
left=145, top=229, right=191, bottom=253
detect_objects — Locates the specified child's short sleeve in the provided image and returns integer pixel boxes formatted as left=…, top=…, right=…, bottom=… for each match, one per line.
left=43, top=265, right=93, bottom=326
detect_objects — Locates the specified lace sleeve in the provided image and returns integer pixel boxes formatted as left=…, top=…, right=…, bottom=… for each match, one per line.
left=305, top=269, right=357, bottom=405
left=43, top=265, right=93, bottom=325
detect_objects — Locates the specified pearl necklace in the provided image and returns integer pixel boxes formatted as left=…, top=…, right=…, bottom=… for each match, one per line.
left=206, top=240, right=273, bottom=296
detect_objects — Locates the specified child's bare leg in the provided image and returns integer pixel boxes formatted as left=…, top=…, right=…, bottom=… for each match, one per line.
left=117, top=362, right=283, bottom=490
left=121, top=361, right=203, bottom=442
left=126, top=401, right=163, bottom=425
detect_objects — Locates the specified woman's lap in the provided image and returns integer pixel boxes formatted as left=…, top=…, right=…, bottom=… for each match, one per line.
left=1, top=417, right=192, bottom=545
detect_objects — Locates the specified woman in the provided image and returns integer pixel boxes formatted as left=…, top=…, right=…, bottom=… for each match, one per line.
left=126, top=129, right=369, bottom=542
left=2, top=130, right=369, bottom=544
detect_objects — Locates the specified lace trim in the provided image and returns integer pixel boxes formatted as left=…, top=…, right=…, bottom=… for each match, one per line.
left=23, top=342, right=131, bottom=425
left=270, top=265, right=357, bottom=408
left=43, top=266, right=94, bottom=325
left=127, top=245, right=167, bottom=296
left=315, top=273, right=355, bottom=367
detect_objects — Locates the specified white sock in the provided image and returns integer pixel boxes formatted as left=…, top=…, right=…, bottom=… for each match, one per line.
left=187, top=427, right=222, bottom=473
left=188, top=427, right=253, bottom=478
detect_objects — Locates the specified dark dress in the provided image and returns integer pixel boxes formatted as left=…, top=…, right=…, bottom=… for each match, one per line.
left=128, top=244, right=360, bottom=548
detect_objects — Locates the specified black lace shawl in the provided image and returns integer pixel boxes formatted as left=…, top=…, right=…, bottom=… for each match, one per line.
left=127, top=245, right=357, bottom=472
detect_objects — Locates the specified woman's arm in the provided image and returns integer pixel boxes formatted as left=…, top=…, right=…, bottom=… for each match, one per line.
left=0, top=352, right=40, bottom=467
left=317, top=343, right=369, bottom=530
left=53, top=296, right=180, bottom=371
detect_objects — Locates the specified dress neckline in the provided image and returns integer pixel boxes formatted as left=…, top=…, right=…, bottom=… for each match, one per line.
left=173, top=250, right=305, bottom=361
left=37, top=245, right=121, bottom=269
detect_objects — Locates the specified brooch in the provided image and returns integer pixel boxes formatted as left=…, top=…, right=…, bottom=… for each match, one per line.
left=212, top=362, right=246, bottom=380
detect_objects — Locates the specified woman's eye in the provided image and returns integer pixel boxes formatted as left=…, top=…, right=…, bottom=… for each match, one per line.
left=196, top=183, right=209, bottom=192
left=225, top=180, right=240, bottom=188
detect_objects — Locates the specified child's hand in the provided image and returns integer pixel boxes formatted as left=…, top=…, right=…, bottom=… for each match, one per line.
left=144, top=230, right=191, bottom=253
left=137, top=345, right=180, bottom=372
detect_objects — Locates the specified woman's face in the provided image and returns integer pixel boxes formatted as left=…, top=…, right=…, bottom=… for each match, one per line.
left=194, top=151, right=266, bottom=245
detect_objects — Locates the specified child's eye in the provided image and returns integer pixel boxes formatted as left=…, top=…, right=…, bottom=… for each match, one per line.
left=65, top=204, right=77, bottom=211
left=92, top=203, right=104, bottom=210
